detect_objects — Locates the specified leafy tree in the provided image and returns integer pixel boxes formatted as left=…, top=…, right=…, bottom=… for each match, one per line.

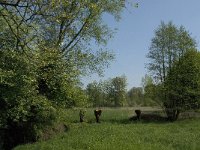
left=86, top=80, right=110, bottom=107
left=86, top=76, right=127, bottom=107
left=0, top=1, right=131, bottom=147
left=0, top=0, right=126, bottom=106
left=0, top=0, right=127, bottom=107
left=86, top=81, right=104, bottom=107
left=141, top=74, right=153, bottom=92
left=67, top=86, right=89, bottom=107
left=110, top=76, right=127, bottom=107
left=35, top=48, right=79, bottom=107
left=147, top=22, right=197, bottom=118
left=164, top=49, right=200, bottom=120
left=0, top=0, right=124, bottom=75
left=127, top=87, right=143, bottom=106
left=140, top=75, right=159, bottom=106
left=147, top=21, right=196, bottom=83
left=144, top=83, right=165, bottom=107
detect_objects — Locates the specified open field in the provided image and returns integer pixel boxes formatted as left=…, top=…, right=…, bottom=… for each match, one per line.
left=14, top=107, right=200, bottom=150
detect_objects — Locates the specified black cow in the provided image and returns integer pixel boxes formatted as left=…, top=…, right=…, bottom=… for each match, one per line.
left=94, top=109, right=102, bottom=123
left=135, top=109, right=141, bottom=120
left=79, top=109, right=86, bottom=122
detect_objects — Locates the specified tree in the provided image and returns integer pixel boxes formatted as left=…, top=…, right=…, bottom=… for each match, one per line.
left=110, top=76, right=127, bottom=107
left=127, top=87, right=143, bottom=106
left=86, top=81, right=104, bottom=107
left=140, top=75, right=160, bottom=106
left=0, top=0, right=125, bottom=75
left=86, top=76, right=127, bottom=107
left=0, top=0, right=126, bottom=110
left=0, top=1, right=132, bottom=147
left=147, top=21, right=196, bottom=83
left=164, top=49, right=200, bottom=120
left=144, top=83, right=165, bottom=107
left=86, top=79, right=112, bottom=107
left=141, top=74, right=153, bottom=93
left=147, top=22, right=197, bottom=119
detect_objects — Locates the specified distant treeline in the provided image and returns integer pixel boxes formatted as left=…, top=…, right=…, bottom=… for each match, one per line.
left=85, top=75, right=156, bottom=107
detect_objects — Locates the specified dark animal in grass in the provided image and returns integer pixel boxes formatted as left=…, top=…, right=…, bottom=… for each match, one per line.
left=94, top=109, right=102, bottom=123
left=135, top=109, right=141, bottom=120
left=79, top=109, right=86, bottom=122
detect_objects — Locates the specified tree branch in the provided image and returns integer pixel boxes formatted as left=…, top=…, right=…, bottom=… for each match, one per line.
left=56, top=1, right=80, bottom=47
left=61, top=12, right=92, bottom=53
left=0, top=0, right=27, bottom=7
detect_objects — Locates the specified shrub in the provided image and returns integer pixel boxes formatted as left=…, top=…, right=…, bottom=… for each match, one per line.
left=0, top=50, right=57, bottom=149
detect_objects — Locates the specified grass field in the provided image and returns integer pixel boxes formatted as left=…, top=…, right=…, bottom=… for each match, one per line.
left=14, top=107, right=200, bottom=150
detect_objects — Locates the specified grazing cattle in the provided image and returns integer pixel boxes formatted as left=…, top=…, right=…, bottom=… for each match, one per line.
left=79, top=109, right=86, bottom=122
left=94, top=109, right=102, bottom=123
left=135, top=109, right=141, bottom=120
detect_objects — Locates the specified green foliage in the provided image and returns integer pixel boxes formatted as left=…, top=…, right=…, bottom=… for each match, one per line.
left=86, top=76, right=127, bottom=107
left=0, top=0, right=128, bottom=148
left=0, top=50, right=36, bottom=124
left=127, top=87, right=143, bottom=106
left=164, top=49, right=200, bottom=120
left=36, top=48, right=76, bottom=107
left=66, top=86, right=89, bottom=107
left=126, top=75, right=156, bottom=107
left=111, top=76, right=127, bottom=106
left=0, top=0, right=125, bottom=108
left=0, top=0, right=123, bottom=76
left=144, top=83, right=164, bottom=106
left=86, top=81, right=105, bottom=107
left=147, top=22, right=198, bottom=120
left=147, top=21, right=196, bottom=83
left=141, top=74, right=153, bottom=92
left=0, top=0, right=126, bottom=109
left=0, top=50, right=57, bottom=149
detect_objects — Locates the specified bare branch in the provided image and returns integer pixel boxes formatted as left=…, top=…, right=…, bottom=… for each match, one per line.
left=0, top=0, right=27, bottom=8
left=63, top=36, right=82, bottom=56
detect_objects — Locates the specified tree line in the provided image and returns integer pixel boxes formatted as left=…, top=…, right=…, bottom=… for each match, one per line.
left=86, top=75, right=155, bottom=107
left=86, top=76, right=127, bottom=107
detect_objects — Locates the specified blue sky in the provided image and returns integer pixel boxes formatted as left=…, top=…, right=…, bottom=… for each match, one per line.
left=82, top=0, right=200, bottom=90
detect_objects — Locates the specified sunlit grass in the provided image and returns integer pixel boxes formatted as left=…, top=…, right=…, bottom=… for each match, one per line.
left=14, top=108, right=200, bottom=150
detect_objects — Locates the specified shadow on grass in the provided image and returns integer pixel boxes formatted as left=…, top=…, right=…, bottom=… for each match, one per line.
left=71, top=111, right=200, bottom=125
left=100, top=113, right=168, bottom=124
left=101, top=112, right=200, bottom=124
left=71, top=113, right=169, bottom=125
left=71, top=111, right=171, bottom=124
left=130, top=114, right=168, bottom=123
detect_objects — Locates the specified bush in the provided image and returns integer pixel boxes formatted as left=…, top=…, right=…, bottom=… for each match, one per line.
left=0, top=50, right=57, bottom=149
left=0, top=46, right=88, bottom=149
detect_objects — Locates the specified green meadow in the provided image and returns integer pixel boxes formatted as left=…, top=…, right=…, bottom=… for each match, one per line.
left=14, top=108, right=200, bottom=150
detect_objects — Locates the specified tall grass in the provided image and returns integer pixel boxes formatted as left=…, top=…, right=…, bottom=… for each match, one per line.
left=14, top=108, right=200, bottom=150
